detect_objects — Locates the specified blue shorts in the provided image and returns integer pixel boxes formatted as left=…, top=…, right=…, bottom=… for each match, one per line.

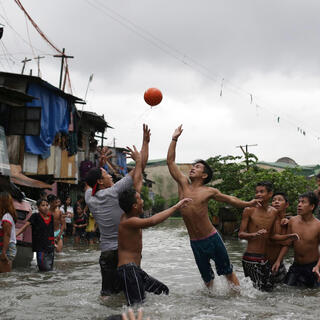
left=36, top=251, right=54, bottom=272
left=190, top=231, right=233, bottom=283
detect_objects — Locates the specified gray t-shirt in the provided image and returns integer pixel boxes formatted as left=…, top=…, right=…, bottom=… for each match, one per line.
left=85, top=174, right=133, bottom=252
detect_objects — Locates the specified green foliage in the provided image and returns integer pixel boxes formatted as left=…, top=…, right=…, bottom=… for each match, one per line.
left=206, top=155, right=317, bottom=218
left=152, top=194, right=166, bottom=214
left=168, top=195, right=181, bottom=217
left=140, top=185, right=153, bottom=211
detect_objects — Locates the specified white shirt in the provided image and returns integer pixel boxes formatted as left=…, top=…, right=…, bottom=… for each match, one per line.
left=0, top=213, right=16, bottom=244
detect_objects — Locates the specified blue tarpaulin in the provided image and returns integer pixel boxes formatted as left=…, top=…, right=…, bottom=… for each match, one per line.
left=25, top=83, right=70, bottom=159
left=117, top=151, right=128, bottom=175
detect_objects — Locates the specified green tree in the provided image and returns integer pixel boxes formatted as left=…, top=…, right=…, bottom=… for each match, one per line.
left=206, top=155, right=316, bottom=219
left=152, top=194, right=166, bottom=214
left=168, top=195, right=181, bottom=217
left=140, top=185, right=153, bottom=211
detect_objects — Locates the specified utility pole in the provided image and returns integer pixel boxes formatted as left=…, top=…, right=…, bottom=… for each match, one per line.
left=236, top=144, right=258, bottom=170
left=34, top=55, right=45, bottom=77
left=21, top=57, right=32, bottom=74
left=53, top=48, right=74, bottom=90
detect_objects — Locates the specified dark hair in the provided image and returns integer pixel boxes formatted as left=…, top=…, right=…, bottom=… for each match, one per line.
left=37, top=198, right=48, bottom=207
left=256, top=181, right=273, bottom=192
left=39, top=190, right=47, bottom=198
left=119, top=188, right=137, bottom=213
left=85, top=167, right=102, bottom=188
left=272, top=192, right=288, bottom=203
left=193, top=159, right=213, bottom=185
left=299, top=192, right=319, bottom=213
left=0, top=192, right=17, bottom=222
left=47, top=194, right=57, bottom=203
left=316, top=173, right=320, bottom=179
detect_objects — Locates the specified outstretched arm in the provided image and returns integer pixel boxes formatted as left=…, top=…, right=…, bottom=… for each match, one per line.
left=129, top=124, right=150, bottom=179
left=141, top=124, right=150, bottom=171
left=122, top=198, right=192, bottom=229
left=16, top=221, right=31, bottom=237
left=212, top=189, right=261, bottom=208
left=125, top=146, right=142, bottom=193
left=167, top=125, right=189, bottom=186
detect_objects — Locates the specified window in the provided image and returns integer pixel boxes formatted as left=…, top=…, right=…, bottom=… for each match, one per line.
left=7, top=106, right=41, bottom=136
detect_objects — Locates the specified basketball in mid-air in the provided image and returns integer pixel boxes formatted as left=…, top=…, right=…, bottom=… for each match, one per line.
left=144, top=88, right=162, bottom=106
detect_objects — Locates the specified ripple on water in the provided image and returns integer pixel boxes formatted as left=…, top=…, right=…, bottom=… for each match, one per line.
left=2, top=221, right=320, bottom=319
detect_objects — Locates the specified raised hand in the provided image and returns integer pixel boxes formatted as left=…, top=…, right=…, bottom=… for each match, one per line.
left=172, top=124, right=183, bottom=140
left=143, top=124, right=151, bottom=143
left=124, top=145, right=141, bottom=163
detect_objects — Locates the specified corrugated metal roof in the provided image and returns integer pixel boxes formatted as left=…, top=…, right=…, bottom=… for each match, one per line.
left=0, top=71, right=84, bottom=103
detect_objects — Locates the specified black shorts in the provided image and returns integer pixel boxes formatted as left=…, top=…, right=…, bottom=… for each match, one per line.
left=284, top=261, right=320, bottom=288
left=65, top=223, right=73, bottom=236
left=117, top=262, right=169, bottom=306
left=271, top=262, right=287, bottom=285
left=86, top=232, right=96, bottom=240
left=99, top=250, right=121, bottom=296
left=75, top=228, right=86, bottom=238
left=242, top=252, right=273, bottom=291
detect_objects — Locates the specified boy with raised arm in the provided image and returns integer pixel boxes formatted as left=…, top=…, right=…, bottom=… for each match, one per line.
left=117, top=146, right=192, bottom=305
left=166, top=125, right=261, bottom=289
left=272, top=192, right=320, bottom=288
left=85, top=124, right=150, bottom=298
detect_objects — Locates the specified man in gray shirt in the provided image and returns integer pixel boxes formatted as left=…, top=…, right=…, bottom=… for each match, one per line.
left=85, top=125, right=150, bottom=298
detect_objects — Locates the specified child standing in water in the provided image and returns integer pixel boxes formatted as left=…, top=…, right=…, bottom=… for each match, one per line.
left=73, top=204, right=88, bottom=244
left=117, top=146, right=192, bottom=305
left=0, top=192, right=17, bottom=273
left=86, top=212, right=97, bottom=245
left=17, top=199, right=55, bottom=271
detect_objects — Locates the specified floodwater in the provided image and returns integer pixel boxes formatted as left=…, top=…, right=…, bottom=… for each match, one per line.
left=1, top=220, right=320, bottom=320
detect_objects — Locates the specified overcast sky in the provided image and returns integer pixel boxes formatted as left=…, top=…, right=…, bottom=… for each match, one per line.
left=1, top=0, right=320, bottom=165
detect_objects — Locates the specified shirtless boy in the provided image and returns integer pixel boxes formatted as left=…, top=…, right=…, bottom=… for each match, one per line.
left=272, top=192, right=320, bottom=288
left=48, top=195, right=65, bottom=252
left=239, top=183, right=298, bottom=291
left=167, top=125, right=261, bottom=288
left=266, top=192, right=291, bottom=284
left=117, top=147, right=192, bottom=305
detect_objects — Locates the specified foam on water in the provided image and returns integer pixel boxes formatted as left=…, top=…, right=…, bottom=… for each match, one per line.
left=1, top=220, right=320, bottom=319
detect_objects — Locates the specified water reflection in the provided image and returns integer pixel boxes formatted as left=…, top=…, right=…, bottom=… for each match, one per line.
left=1, top=220, right=320, bottom=319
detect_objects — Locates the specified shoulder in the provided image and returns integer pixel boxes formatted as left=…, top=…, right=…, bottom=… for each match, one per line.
left=289, top=215, right=299, bottom=224
left=243, top=207, right=254, bottom=215
left=268, top=206, right=278, bottom=216
left=2, top=213, right=14, bottom=224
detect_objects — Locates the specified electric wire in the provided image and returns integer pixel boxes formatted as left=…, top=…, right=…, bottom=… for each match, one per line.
left=84, top=0, right=320, bottom=142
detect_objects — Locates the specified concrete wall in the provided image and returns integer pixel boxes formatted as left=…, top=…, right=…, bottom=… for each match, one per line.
left=145, top=163, right=192, bottom=205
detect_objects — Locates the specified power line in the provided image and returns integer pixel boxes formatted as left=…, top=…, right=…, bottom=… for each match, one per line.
left=83, top=0, right=320, bottom=143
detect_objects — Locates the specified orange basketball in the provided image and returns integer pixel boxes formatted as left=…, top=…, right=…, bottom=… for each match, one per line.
left=144, top=88, right=163, bottom=106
